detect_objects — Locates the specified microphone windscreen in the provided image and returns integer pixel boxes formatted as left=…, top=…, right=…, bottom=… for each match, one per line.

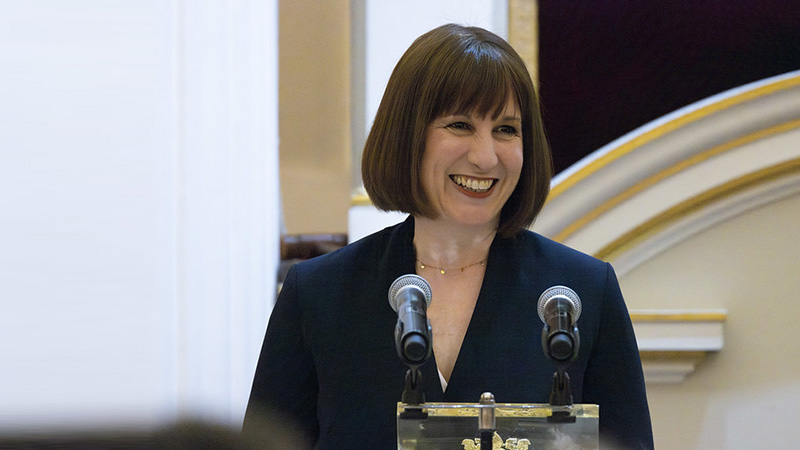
left=537, top=285, right=582, bottom=323
left=388, top=274, right=432, bottom=311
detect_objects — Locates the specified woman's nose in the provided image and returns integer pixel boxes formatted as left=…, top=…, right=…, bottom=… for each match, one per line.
left=466, top=132, right=499, bottom=170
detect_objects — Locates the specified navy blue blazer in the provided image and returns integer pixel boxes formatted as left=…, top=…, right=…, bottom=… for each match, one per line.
left=244, top=217, right=653, bottom=449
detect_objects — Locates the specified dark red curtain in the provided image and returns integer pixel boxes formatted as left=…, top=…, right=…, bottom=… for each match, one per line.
left=538, top=0, right=800, bottom=174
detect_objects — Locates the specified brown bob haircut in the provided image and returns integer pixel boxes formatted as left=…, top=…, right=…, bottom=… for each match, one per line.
left=361, top=23, right=553, bottom=237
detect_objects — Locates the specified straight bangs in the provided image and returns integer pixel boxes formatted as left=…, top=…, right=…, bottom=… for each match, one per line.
left=429, top=43, right=526, bottom=121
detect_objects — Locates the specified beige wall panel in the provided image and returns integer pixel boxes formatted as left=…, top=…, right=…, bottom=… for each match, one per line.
left=279, top=0, right=351, bottom=234
left=621, top=194, right=800, bottom=449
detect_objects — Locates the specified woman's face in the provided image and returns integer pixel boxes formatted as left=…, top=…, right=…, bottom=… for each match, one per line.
left=420, top=99, right=523, bottom=229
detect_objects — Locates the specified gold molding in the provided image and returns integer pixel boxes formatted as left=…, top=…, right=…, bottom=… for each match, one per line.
left=639, top=350, right=707, bottom=360
left=632, top=311, right=725, bottom=380
left=548, top=74, right=800, bottom=201
left=351, top=192, right=371, bottom=206
left=553, top=118, right=800, bottom=242
left=596, top=157, right=800, bottom=261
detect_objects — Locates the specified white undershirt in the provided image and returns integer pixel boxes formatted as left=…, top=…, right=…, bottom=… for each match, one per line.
left=438, top=367, right=448, bottom=392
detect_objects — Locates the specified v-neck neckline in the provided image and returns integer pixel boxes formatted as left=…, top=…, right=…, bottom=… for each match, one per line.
left=432, top=234, right=501, bottom=400
left=391, top=216, right=505, bottom=402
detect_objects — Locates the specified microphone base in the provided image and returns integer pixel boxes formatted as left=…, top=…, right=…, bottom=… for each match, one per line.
left=400, top=367, right=429, bottom=420
left=548, top=369, right=577, bottom=424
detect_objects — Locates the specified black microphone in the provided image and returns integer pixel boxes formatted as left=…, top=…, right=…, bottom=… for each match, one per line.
left=388, top=274, right=433, bottom=366
left=537, top=285, right=581, bottom=363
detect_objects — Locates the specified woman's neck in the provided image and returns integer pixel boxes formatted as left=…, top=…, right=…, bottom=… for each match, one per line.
left=412, top=215, right=497, bottom=269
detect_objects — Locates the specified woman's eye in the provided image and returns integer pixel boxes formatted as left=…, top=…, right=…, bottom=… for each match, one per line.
left=447, top=121, right=471, bottom=131
left=496, top=125, right=519, bottom=136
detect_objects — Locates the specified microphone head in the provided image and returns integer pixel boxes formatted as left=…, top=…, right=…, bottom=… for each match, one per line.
left=537, top=285, right=582, bottom=323
left=388, top=274, right=432, bottom=311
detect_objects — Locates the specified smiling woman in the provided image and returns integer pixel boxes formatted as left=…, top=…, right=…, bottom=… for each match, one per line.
left=420, top=104, right=523, bottom=233
left=361, top=24, right=551, bottom=238
left=244, top=24, right=653, bottom=449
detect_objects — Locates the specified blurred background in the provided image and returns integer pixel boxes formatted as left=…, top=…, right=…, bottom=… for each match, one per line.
left=1, top=1, right=799, bottom=448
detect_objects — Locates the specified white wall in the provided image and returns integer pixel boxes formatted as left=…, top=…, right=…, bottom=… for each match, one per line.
left=362, top=0, right=508, bottom=138
left=0, top=0, right=279, bottom=431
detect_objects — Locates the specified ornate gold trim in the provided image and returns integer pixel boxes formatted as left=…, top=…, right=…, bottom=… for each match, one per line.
left=596, top=157, right=800, bottom=261
left=548, top=74, right=800, bottom=200
left=554, top=118, right=800, bottom=242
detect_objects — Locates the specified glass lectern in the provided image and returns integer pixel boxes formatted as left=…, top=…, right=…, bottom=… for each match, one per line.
left=397, top=399, right=599, bottom=450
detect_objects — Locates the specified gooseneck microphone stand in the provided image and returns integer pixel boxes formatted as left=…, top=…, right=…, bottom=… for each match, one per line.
left=543, top=317, right=580, bottom=423
left=390, top=274, right=433, bottom=419
left=402, top=364, right=425, bottom=405
left=548, top=365, right=576, bottom=423
left=396, top=312, right=432, bottom=419
left=399, top=365, right=428, bottom=419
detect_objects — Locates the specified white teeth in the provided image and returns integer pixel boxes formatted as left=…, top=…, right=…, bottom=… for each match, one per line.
left=452, top=175, right=494, bottom=193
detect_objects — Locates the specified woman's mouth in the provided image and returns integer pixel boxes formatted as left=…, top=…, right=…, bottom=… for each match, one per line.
left=450, top=175, right=497, bottom=194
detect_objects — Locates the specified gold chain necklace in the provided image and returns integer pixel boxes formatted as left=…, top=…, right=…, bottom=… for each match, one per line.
left=416, top=258, right=487, bottom=275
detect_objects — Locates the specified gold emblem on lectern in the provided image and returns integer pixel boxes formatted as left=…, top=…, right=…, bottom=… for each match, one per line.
left=461, top=432, right=531, bottom=450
